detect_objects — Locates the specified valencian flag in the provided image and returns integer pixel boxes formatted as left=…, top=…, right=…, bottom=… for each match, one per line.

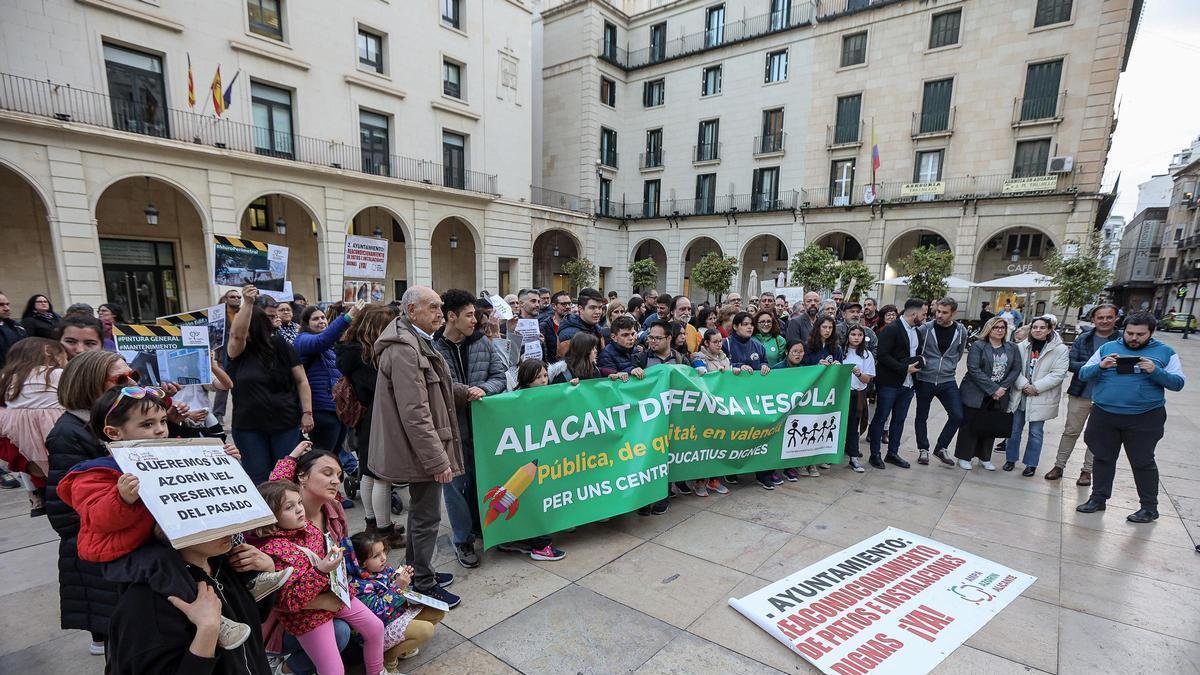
left=210, top=66, right=224, bottom=116
left=187, top=53, right=195, bottom=108
left=222, top=71, right=240, bottom=113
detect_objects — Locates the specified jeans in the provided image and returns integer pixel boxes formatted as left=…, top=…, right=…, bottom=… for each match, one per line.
left=1085, top=406, right=1165, bottom=508
left=310, top=410, right=354, bottom=471
left=1007, top=408, right=1045, bottom=467
left=283, top=620, right=351, bottom=675
left=1053, top=395, right=1095, bottom=472
left=868, top=385, right=915, bottom=458
left=914, top=379, right=964, bottom=451
left=442, top=438, right=480, bottom=546
left=232, top=426, right=302, bottom=484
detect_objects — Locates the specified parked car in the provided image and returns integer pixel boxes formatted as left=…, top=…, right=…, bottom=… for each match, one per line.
left=1160, top=312, right=1198, bottom=331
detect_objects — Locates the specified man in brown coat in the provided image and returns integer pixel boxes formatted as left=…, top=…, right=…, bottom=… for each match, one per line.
left=369, top=285, right=476, bottom=606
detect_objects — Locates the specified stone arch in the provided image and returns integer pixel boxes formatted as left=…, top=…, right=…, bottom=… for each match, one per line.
left=682, top=235, right=724, bottom=304
left=629, top=237, right=668, bottom=294
left=882, top=229, right=953, bottom=280
left=809, top=230, right=865, bottom=261
left=739, top=234, right=789, bottom=298
left=92, top=171, right=210, bottom=230
left=974, top=225, right=1059, bottom=312
left=431, top=216, right=478, bottom=292
left=0, top=161, right=62, bottom=307
left=348, top=204, right=413, bottom=301
left=532, top=228, right=584, bottom=292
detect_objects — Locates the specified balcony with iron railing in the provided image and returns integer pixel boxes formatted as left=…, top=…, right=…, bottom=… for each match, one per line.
left=754, top=132, right=786, bottom=156
left=598, top=0, right=901, bottom=70
left=609, top=190, right=800, bottom=220
left=599, top=148, right=619, bottom=169
left=694, top=141, right=721, bottom=164
left=911, top=107, right=955, bottom=137
left=639, top=150, right=664, bottom=170
left=0, top=72, right=498, bottom=195
left=1012, top=91, right=1067, bottom=126
left=529, top=185, right=592, bottom=214
left=826, top=121, right=864, bottom=149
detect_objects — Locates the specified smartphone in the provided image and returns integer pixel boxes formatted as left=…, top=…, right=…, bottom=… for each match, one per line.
left=1115, top=356, right=1140, bottom=374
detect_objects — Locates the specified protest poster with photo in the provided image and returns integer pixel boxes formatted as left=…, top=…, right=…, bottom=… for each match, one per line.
left=343, top=235, right=388, bottom=279
left=114, top=323, right=212, bottom=386
left=343, top=280, right=386, bottom=303
left=515, top=318, right=542, bottom=361
left=157, top=307, right=225, bottom=350
left=108, top=438, right=275, bottom=548
left=471, top=364, right=851, bottom=548
left=214, top=235, right=288, bottom=292
left=729, top=528, right=1036, bottom=674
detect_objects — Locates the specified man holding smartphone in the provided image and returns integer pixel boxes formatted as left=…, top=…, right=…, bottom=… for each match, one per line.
left=1076, top=313, right=1185, bottom=523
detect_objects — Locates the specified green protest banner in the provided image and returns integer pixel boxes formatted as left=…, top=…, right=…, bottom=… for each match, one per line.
left=472, top=364, right=851, bottom=548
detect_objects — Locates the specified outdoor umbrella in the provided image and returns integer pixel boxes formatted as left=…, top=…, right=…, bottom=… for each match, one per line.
left=972, top=272, right=1057, bottom=289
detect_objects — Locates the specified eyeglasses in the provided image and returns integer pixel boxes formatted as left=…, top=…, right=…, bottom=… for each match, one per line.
left=646, top=334, right=667, bottom=341
left=103, top=386, right=165, bottom=428
left=756, top=319, right=774, bottom=325
left=107, top=369, right=140, bottom=385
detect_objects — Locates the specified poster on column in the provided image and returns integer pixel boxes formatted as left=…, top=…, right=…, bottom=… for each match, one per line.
left=471, top=364, right=851, bottom=548
left=113, top=323, right=213, bottom=386
left=342, top=235, right=388, bottom=279
left=728, top=527, right=1036, bottom=675
left=213, top=235, right=288, bottom=292
left=108, top=438, right=275, bottom=548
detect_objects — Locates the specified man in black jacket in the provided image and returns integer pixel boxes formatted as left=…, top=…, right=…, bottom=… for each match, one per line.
left=0, top=292, right=27, bottom=369
left=866, top=298, right=928, bottom=469
left=540, top=290, right=571, bottom=363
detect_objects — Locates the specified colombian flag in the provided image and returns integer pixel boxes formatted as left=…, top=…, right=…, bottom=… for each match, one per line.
left=187, top=53, right=195, bottom=108
left=210, top=66, right=224, bottom=116
left=871, top=123, right=880, bottom=172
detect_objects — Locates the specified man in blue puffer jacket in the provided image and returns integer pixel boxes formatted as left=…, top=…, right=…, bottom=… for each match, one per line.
left=1075, top=312, right=1185, bottom=523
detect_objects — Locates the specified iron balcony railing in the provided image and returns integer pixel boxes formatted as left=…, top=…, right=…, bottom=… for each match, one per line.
left=600, top=0, right=901, bottom=70
left=912, top=107, right=955, bottom=136
left=1013, top=91, right=1067, bottom=124
left=614, top=190, right=800, bottom=220
left=600, top=148, right=619, bottom=169
left=0, top=72, right=498, bottom=194
left=639, top=150, right=664, bottom=169
left=754, top=132, right=786, bottom=155
left=694, top=142, right=721, bottom=163
left=529, top=185, right=592, bottom=214
left=827, top=121, right=864, bottom=147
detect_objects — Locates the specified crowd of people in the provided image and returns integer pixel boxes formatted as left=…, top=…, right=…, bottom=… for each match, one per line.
left=0, top=281, right=1186, bottom=674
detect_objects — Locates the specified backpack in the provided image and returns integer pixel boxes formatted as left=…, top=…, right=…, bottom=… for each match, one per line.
left=332, top=376, right=365, bottom=427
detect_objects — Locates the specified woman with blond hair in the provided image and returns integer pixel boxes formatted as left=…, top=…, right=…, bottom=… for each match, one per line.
left=955, top=316, right=1021, bottom=470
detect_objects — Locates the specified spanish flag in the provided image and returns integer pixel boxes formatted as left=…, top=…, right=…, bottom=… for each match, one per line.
left=210, top=66, right=224, bottom=116
left=187, top=53, right=195, bottom=108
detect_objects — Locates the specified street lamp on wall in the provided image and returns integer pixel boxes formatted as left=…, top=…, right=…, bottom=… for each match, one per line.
left=143, top=203, right=159, bottom=226
left=275, top=217, right=287, bottom=236
left=373, top=225, right=383, bottom=238
left=449, top=234, right=459, bottom=250
left=1010, top=247, right=1021, bottom=263
left=761, top=249, right=769, bottom=263
left=553, top=243, right=560, bottom=257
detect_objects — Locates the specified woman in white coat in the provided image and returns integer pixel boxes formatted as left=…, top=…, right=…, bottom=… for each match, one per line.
left=1005, top=316, right=1070, bottom=476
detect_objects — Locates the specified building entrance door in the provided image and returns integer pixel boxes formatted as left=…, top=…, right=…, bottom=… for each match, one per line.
left=100, top=239, right=182, bottom=323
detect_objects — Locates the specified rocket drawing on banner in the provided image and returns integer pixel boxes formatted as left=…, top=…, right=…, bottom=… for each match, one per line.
left=483, top=460, right=537, bottom=527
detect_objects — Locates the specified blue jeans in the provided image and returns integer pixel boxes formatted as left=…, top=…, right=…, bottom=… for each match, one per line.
left=232, top=427, right=302, bottom=484
left=443, top=437, right=480, bottom=546
left=914, top=380, right=964, bottom=451
left=1007, top=408, right=1045, bottom=467
left=310, top=410, right=355, bottom=471
left=282, top=620, right=350, bottom=675
left=868, top=385, right=915, bottom=459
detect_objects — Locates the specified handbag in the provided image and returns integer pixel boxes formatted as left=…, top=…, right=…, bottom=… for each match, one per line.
left=974, top=397, right=1014, bottom=439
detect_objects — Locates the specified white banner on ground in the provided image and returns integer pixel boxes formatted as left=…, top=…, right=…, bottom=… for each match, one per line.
left=109, top=439, right=275, bottom=548
left=729, top=528, right=1035, bottom=675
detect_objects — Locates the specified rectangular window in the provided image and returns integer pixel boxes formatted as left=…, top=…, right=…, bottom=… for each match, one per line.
left=705, top=4, right=725, bottom=48
left=760, top=108, right=784, bottom=153
left=360, top=110, right=390, bottom=176
left=752, top=167, right=780, bottom=210
left=919, top=78, right=953, bottom=133
left=929, top=9, right=961, bottom=49
left=247, top=197, right=271, bottom=231
left=765, top=49, right=788, bottom=83
left=643, top=180, right=661, bottom=217
left=443, top=60, right=462, bottom=99
left=701, top=65, right=722, bottom=96
left=834, top=94, right=862, bottom=144
left=599, top=177, right=613, bottom=216
left=442, top=131, right=466, bottom=188
left=1021, top=59, right=1063, bottom=121
left=830, top=159, right=855, bottom=206
left=696, top=119, right=719, bottom=162
left=840, top=31, right=867, bottom=67
left=1034, top=0, right=1072, bottom=27
left=642, top=78, right=665, bottom=107
left=649, top=22, right=666, bottom=63
left=1012, top=139, right=1051, bottom=178
left=103, top=43, right=169, bottom=138
left=441, top=0, right=461, bottom=29
left=358, top=29, right=383, bottom=73
left=603, top=21, right=618, bottom=61
left=644, top=128, right=663, bottom=168
left=914, top=149, right=943, bottom=182
left=770, top=0, right=791, bottom=31
left=695, top=173, right=717, bottom=214
left=251, top=82, right=293, bottom=158
left=247, top=0, right=283, bottom=40
left=600, top=127, right=618, bottom=167
left=600, top=76, right=615, bottom=106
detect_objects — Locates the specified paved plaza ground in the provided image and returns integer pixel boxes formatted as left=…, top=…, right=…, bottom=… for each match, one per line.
left=2, top=333, right=1199, bottom=674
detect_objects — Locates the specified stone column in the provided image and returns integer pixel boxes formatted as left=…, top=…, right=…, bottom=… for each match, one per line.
left=47, top=147, right=104, bottom=306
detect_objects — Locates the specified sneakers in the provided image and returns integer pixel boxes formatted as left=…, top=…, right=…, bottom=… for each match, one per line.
left=341, top=498, right=355, bottom=509
left=398, top=647, right=420, bottom=659
left=724, top=475, right=740, bottom=485
left=692, top=481, right=709, bottom=497
left=818, top=464, right=831, bottom=470
left=89, top=641, right=105, bottom=656
left=957, top=459, right=972, bottom=471
left=529, top=545, right=566, bottom=561
left=771, top=472, right=785, bottom=486
left=455, top=542, right=480, bottom=569
left=418, top=584, right=461, bottom=609
left=673, top=481, right=692, bottom=495
left=0, top=471, right=19, bottom=489
left=757, top=475, right=775, bottom=490
left=803, top=466, right=820, bottom=478
left=932, top=449, right=955, bottom=466
left=247, top=567, right=293, bottom=601
left=982, top=461, right=996, bottom=471
left=651, top=499, right=670, bottom=515
left=918, top=450, right=930, bottom=465
left=707, top=478, right=729, bottom=494
left=218, top=617, right=252, bottom=650
left=848, top=458, right=865, bottom=473
left=783, top=468, right=801, bottom=482
left=1002, top=461, right=1015, bottom=472
left=436, top=572, right=454, bottom=588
